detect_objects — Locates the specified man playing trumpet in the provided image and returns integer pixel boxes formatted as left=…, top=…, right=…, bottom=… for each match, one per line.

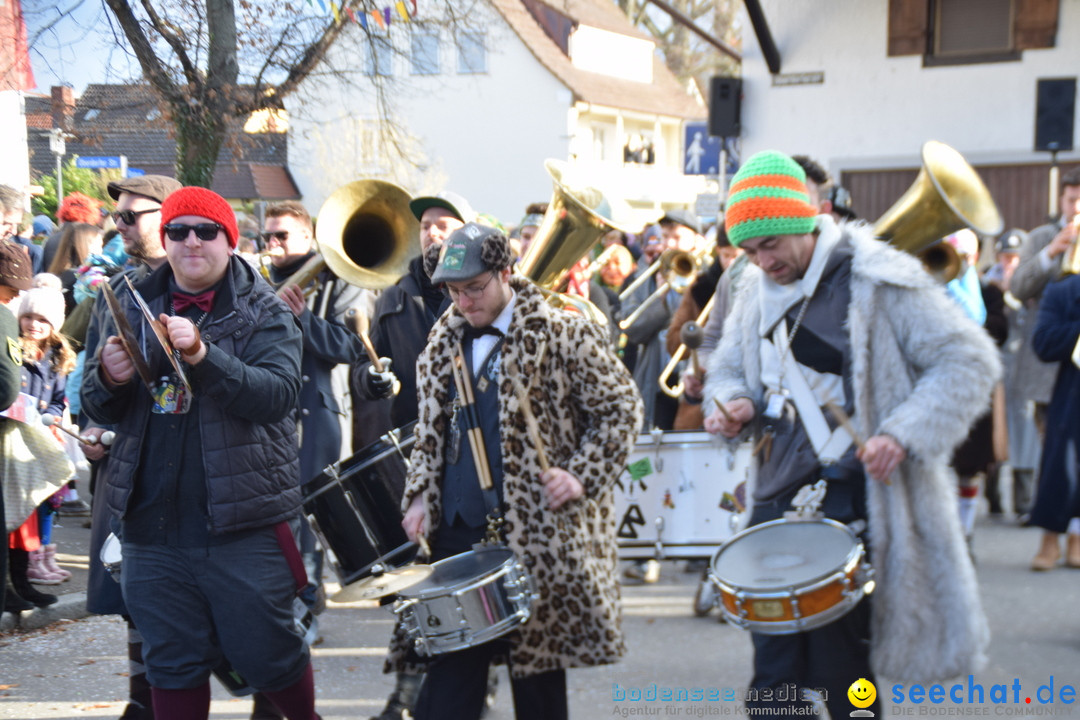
left=396, top=223, right=642, bottom=720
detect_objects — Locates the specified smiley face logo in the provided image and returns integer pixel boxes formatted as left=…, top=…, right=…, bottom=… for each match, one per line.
left=848, top=678, right=877, bottom=709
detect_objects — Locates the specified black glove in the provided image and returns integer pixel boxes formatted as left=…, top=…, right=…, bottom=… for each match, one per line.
left=363, top=359, right=398, bottom=399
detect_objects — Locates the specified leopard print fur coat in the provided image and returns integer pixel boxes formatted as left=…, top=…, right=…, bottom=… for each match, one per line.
left=391, top=277, right=643, bottom=678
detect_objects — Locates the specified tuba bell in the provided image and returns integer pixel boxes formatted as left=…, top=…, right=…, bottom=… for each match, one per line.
left=278, top=180, right=419, bottom=296
left=516, top=159, right=630, bottom=321
left=874, top=140, right=1003, bottom=282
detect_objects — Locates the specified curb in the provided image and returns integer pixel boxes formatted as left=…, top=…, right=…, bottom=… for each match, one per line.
left=1, top=590, right=90, bottom=632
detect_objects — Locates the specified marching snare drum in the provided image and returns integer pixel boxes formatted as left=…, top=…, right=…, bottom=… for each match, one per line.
left=394, top=546, right=535, bottom=656
left=615, top=430, right=752, bottom=560
left=708, top=518, right=874, bottom=635
left=303, top=422, right=417, bottom=590
left=101, top=532, right=123, bottom=582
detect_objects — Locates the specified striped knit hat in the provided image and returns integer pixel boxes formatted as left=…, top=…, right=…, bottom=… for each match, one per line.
left=724, top=150, right=818, bottom=247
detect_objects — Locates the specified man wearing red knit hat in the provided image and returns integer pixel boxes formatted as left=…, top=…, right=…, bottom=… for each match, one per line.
left=702, top=150, right=999, bottom=716
left=81, top=186, right=320, bottom=720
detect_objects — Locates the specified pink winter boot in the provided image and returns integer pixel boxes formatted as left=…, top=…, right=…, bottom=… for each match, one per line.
left=43, top=544, right=72, bottom=581
left=26, top=547, right=65, bottom=585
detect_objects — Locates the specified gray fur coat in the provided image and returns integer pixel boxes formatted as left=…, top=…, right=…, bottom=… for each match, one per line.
left=705, top=218, right=1000, bottom=683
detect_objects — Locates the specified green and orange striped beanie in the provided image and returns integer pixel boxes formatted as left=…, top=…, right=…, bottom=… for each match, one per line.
left=724, top=150, right=817, bottom=247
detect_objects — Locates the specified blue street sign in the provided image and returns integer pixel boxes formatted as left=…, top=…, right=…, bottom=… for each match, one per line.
left=75, top=156, right=124, bottom=170
left=127, top=168, right=145, bottom=177
left=683, top=122, right=722, bottom=176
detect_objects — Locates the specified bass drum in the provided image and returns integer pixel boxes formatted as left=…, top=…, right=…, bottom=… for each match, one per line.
left=303, top=422, right=417, bottom=591
left=614, top=430, right=752, bottom=560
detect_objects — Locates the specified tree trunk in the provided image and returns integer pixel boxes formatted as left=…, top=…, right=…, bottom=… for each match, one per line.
left=173, top=106, right=227, bottom=189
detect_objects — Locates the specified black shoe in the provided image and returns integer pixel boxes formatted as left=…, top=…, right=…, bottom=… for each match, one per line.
left=3, top=584, right=35, bottom=613
left=9, top=549, right=58, bottom=607
left=58, top=499, right=92, bottom=517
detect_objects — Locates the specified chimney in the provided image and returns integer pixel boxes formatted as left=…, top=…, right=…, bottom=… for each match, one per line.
left=51, top=85, right=75, bottom=131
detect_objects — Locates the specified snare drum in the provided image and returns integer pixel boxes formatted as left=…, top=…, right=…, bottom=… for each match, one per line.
left=615, top=430, right=752, bottom=560
left=708, top=518, right=874, bottom=635
left=394, top=546, right=535, bottom=656
left=303, top=423, right=417, bottom=589
left=101, top=532, right=123, bottom=583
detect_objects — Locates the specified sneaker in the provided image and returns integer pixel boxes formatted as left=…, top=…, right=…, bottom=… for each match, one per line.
left=58, top=499, right=92, bottom=517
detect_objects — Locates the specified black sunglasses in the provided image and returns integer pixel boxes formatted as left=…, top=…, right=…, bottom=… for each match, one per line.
left=111, top=208, right=160, bottom=225
left=261, top=230, right=289, bottom=243
left=164, top=223, right=225, bottom=242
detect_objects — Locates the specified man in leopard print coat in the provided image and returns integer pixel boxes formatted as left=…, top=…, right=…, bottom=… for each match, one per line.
left=397, top=222, right=643, bottom=720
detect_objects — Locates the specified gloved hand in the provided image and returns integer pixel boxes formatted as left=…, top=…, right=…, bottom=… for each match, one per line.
left=364, top=358, right=399, bottom=399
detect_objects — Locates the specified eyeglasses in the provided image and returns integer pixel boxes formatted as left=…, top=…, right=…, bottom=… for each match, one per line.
left=261, top=230, right=289, bottom=244
left=111, top=208, right=160, bottom=225
left=163, top=223, right=225, bottom=243
left=446, top=273, right=497, bottom=301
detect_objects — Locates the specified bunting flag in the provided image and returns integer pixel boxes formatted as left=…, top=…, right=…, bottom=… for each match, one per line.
left=383, top=7, right=392, bottom=25
left=372, top=8, right=386, bottom=28
left=330, top=0, right=340, bottom=22
left=395, top=0, right=410, bottom=21
left=357, top=10, right=368, bottom=28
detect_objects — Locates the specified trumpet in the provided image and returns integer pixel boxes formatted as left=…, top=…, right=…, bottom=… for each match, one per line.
left=618, top=247, right=708, bottom=330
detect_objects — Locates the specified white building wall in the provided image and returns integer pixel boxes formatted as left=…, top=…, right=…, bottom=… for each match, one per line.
left=739, top=0, right=1080, bottom=172
left=0, top=91, right=30, bottom=199
left=288, top=6, right=571, bottom=225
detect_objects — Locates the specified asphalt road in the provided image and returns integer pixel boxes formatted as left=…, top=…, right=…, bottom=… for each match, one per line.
left=2, top=505, right=1079, bottom=719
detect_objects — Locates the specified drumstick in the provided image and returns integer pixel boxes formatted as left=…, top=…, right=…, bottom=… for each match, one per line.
left=452, top=350, right=494, bottom=490
left=824, top=401, right=891, bottom=485
left=42, top=414, right=114, bottom=447
left=359, top=331, right=384, bottom=373
left=509, top=374, right=550, bottom=472
left=417, top=534, right=431, bottom=558
left=713, top=398, right=735, bottom=423
left=823, top=401, right=865, bottom=451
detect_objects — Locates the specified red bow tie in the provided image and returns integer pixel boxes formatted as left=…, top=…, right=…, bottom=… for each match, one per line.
left=173, top=290, right=215, bottom=313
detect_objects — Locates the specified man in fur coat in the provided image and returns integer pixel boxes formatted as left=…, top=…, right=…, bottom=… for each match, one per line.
left=704, top=151, right=999, bottom=718
left=399, top=222, right=643, bottom=720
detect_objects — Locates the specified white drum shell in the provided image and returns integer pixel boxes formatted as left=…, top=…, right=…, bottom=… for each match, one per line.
left=615, top=431, right=753, bottom=559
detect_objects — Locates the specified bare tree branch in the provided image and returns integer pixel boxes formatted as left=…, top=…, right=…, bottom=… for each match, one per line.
left=138, top=0, right=201, bottom=85
left=103, top=0, right=184, bottom=104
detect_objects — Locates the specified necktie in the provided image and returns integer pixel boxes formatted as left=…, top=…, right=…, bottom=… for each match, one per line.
left=173, top=290, right=215, bottom=313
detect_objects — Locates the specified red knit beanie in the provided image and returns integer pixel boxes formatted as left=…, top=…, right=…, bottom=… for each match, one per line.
left=159, top=186, right=239, bottom=248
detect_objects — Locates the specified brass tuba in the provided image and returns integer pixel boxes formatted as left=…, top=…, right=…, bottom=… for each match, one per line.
left=278, top=180, right=419, bottom=295
left=517, top=159, right=630, bottom=320
left=874, top=140, right=1003, bottom=282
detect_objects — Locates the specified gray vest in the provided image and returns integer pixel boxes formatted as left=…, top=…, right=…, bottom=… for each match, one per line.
left=442, top=338, right=505, bottom=528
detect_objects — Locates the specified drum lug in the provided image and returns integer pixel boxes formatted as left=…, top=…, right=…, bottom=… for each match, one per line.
left=649, top=427, right=665, bottom=471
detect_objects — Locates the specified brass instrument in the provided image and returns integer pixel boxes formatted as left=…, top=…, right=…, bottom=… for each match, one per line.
left=618, top=246, right=710, bottom=330
left=1059, top=215, right=1080, bottom=275
left=517, top=159, right=630, bottom=321
left=657, top=295, right=715, bottom=398
left=277, top=180, right=420, bottom=296
left=874, top=140, right=1003, bottom=283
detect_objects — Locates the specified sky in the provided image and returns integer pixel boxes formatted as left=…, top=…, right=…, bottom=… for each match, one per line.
left=23, top=0, right=141, bottom=95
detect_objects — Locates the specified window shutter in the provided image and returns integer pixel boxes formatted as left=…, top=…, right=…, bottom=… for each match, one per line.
left=888, top=0, right=930, bottom=56
left=1014, top=0, right=1059, bottom=49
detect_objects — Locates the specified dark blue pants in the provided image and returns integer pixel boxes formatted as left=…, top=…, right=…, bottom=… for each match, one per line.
left=412, top=519, right=568, bottom=720
left=745, top=470, right=879, bottom=719
left=121, top=528, right=309, bottom=690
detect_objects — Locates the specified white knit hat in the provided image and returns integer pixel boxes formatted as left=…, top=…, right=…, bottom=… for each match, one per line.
left=18, top=287, right=66, bottom=330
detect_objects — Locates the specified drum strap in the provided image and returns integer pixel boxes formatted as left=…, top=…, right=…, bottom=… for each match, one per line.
left=770, top=319, right=853, bottom=465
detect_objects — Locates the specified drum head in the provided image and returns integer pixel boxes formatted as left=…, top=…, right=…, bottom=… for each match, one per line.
left=401, top=547, right=515, bottom=598
left=712, top=521, right=854, bottom=590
